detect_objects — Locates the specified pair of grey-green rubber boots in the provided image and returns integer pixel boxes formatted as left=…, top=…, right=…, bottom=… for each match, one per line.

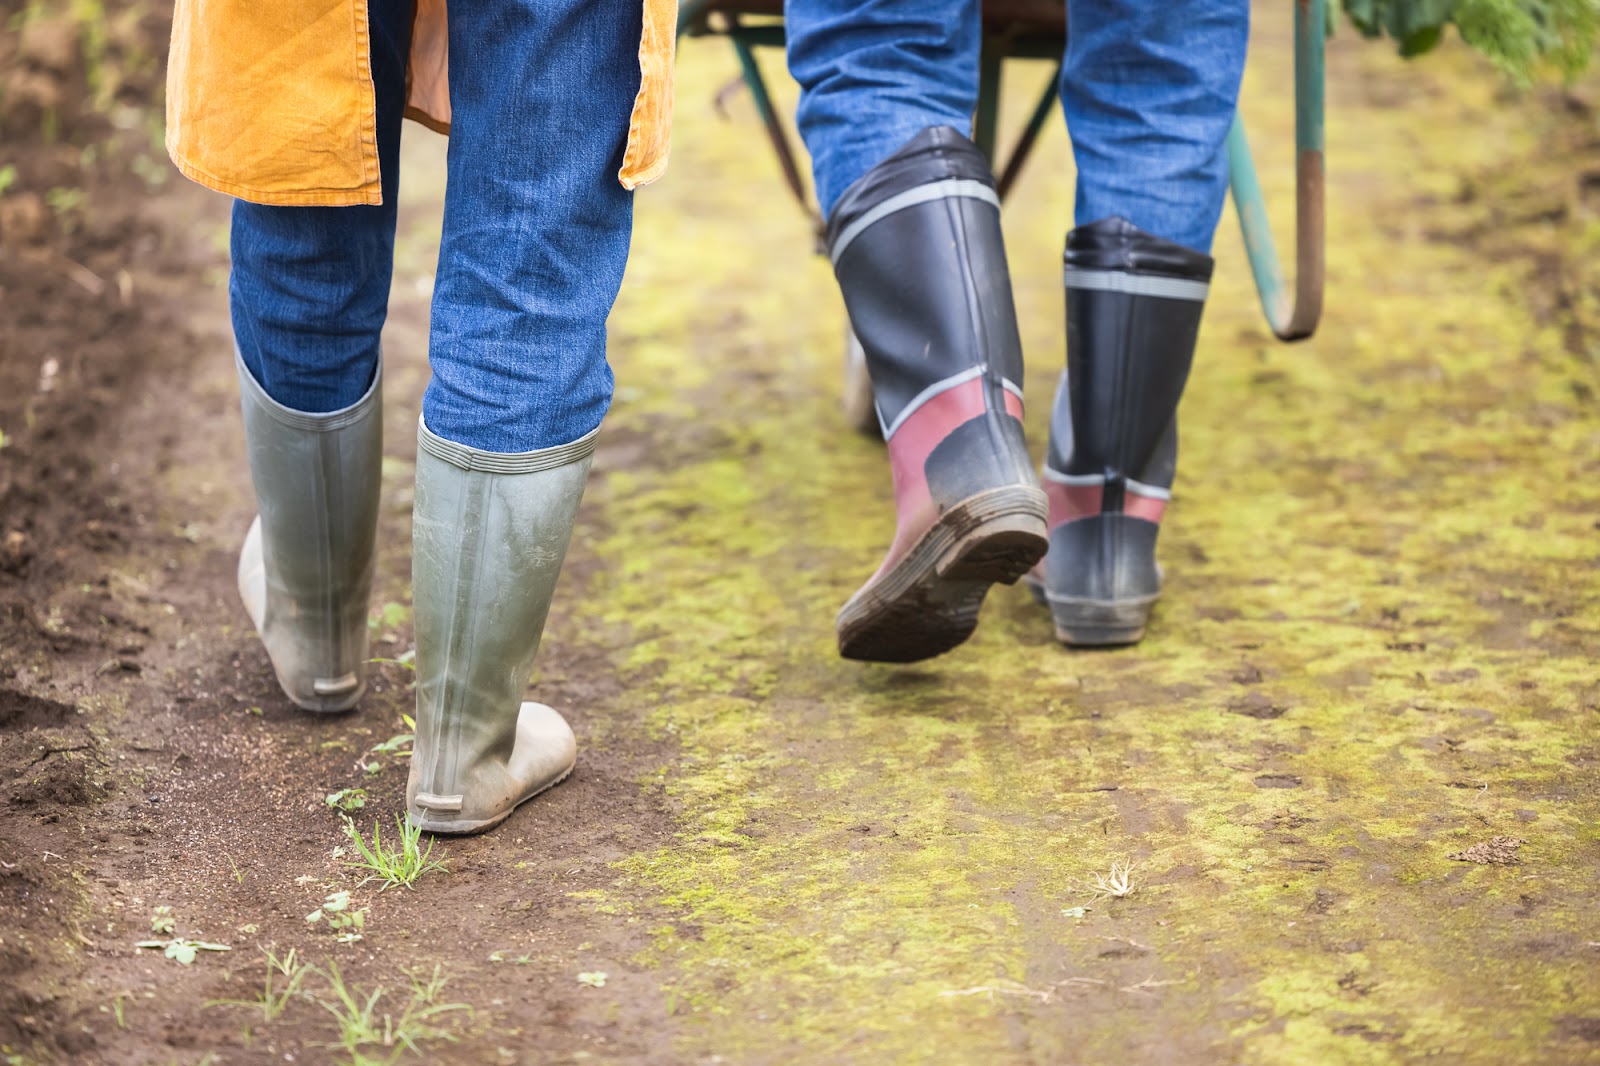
left=236, top=356, right=587, bottom=834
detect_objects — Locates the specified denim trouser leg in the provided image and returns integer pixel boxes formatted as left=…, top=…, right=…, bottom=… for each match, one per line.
left=787, top=2, right=979, bottom=218
left=422, top=2, right=641, bottom=453
left=1061, top=1, right=1248, bottom=252
left=228, top=1, right=413, bottom=413
left=788, top=0, right=1248, bottom=252
left=228, top=1, right=640, bottom=452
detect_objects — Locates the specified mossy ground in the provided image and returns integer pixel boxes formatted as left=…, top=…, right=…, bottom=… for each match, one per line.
left=571, top=10, right=1600, bottom=1063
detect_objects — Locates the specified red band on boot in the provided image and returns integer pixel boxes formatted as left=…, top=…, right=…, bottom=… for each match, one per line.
left=1042, top=476, right=1167, bottom=527
left=1124, top=488, right=1168, bottom=524
left=1043, top=478, right=1104, bottom=528
left=876, top=377, right=1007, bottom=581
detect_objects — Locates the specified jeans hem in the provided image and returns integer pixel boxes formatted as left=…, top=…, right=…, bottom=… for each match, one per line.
left=417, top=417, right=600, bottom=474
left=234, top=348, right=382, bottom=431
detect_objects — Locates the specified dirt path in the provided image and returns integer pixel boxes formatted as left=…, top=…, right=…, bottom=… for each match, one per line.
left=3, top=6, right=1599, bottom=1064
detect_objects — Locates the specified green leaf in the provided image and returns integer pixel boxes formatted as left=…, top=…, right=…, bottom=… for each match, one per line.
left=1400, top=23, right=1447, bottom=54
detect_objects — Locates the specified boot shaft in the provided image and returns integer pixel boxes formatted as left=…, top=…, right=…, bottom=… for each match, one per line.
left=828, top=126, right=1026, bottom=444
left=237, top=354, right=381, bottom=708
left=1048, top=217, right=1213, bottom=502
left=1036, top=219, right=1213, bottom=641
left=408, top=420, right=592, bottom=824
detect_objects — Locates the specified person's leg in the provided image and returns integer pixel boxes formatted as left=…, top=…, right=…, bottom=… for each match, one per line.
left=788, top=0, right=979, bottom=218
left=1032, top=0, right=1248, bottom=645
left=418, top=5, right=637, bottom=452
left=1061, top=0, right=1248, bottom=253
left=405, top=0, right=640, bottom=834
left=229, top=2, right=411, bottom=410
left=229, top=1, right=412, bottom=710
left=788, top=1, right=1047, bottom=663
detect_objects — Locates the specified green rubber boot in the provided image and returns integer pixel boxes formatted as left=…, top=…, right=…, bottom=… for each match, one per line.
left=236, top=355, right=381, bottom=713
left=405, top=420, right=592, bottom=835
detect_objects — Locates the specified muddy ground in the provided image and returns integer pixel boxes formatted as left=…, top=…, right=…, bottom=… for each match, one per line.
left=1, top=4, right=1598, bottom=1064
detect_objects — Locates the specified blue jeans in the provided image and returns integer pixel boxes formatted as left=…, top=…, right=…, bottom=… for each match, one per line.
left=787, top=0, right=1249, bottom=253
left=230, top=0, right=642, bottom=451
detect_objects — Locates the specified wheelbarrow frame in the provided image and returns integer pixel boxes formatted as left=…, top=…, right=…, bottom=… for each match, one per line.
left=676, top=0, right=1326, bottom=343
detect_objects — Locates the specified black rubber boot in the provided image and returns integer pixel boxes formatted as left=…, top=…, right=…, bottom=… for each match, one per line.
left=828, top=127, right=1046, bottom=663
left=1028, top=217, right=1214, bottom=646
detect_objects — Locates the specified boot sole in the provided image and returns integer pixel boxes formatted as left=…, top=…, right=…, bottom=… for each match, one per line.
left=838, top=486, right=1048, bottom=663
left=280, top=681, right=365, bottom=715
left=409, top=760, right=577, bottom=837
left=1025, top=577, right=1157, bottom=647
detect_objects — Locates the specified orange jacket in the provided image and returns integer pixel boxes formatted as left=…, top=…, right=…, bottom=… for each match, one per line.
left=166, top=0, right=677, bottom=206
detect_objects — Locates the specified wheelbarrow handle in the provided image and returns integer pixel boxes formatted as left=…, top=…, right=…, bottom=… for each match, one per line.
left=1229, top=0, right=1325, bottom=342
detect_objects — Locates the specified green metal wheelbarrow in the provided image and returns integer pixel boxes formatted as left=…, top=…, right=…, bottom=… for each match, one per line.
left=678, top=0, right=1326, bottom=432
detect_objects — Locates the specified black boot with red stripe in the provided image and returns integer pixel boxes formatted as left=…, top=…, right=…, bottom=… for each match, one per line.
left=830, top=127, right=1047, bottom=663
left=1028, top=217, right=1214, bottom=646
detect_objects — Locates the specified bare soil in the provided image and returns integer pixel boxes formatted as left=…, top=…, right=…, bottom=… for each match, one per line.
left=1, top=5, right=682, bottom=1062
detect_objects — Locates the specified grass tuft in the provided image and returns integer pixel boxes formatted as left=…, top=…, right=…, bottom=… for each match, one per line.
left=206, top=947, right=311, bottom=1023
left=316, top=962, right=470, bottom=1064
left=342, top=814, right=448, bottom=891
left=1087, top=860, right=1138, bottom=902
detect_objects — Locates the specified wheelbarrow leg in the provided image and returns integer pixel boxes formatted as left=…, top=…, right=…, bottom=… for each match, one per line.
left=996, top=64, right=1061, bottom=203
left=1227, top=0, right=1325, bottom=341
left=972, top=33, right=1005, bottom=165
left=726, top=18, right=823, bottom=239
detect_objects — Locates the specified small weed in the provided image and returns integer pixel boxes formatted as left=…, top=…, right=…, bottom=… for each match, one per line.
left=1087, top=860, right=1138, bottom=902
left=0, top=164, right=16, bottom=197
left=150, top=905, right=175, bottom=935
left=45, top=185, right=86, bottom=219
left=356, top=715, right=415, bottom=779
left=306, top=890, right=368, bottom=944
left=206, top=948, right=310, bottom=1022
left=343, top=815, right=447, bottom=891
left=316, top=962, right=470, bottom=1062
left=105, top=991, right=130, bottom=1029
left=0, top=427, right=10, bottom=451
left=327, top=788, right=369, bottom=812
left=368, top=601, right=411, bottom=636
left=369, top=651, right=417, bottom=695
left=136, top=937, right=232, bottom=965
left=369, top=649, right=416, bottom=671
left=368, top=716, right=415, bottom=757
left=225, top=854, right=245, bottom=884
left=577, top=972, right=608, bottom=988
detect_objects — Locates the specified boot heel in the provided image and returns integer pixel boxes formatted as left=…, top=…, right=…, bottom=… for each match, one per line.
left=1047, top=596, right=1156, bottom=647
left=837, top=486, right=1046, bottom=663
left=938, top=510, right=1048, bottom=584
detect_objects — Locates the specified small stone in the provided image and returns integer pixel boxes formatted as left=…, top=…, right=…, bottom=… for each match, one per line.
left=1, top=530, right=34, bottom=573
